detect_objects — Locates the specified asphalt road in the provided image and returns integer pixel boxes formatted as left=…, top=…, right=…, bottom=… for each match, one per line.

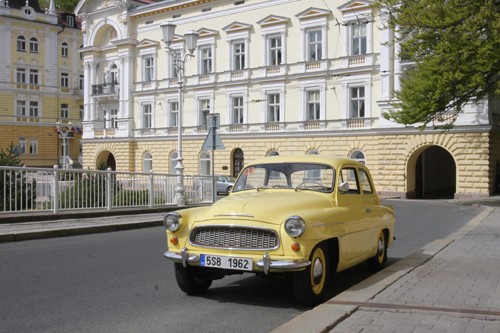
left=0, top=200, right=484, bottom=333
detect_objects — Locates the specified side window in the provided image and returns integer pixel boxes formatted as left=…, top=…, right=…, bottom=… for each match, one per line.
left=339, top=167, right=360, bottom=194
left=358, top=169, right=373, bottom=194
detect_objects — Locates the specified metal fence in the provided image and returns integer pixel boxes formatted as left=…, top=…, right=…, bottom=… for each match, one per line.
left=0, top=166, right=213, bottom=214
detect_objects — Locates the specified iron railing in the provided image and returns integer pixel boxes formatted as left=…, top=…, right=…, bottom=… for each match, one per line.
left=0, top=166, right=213, bottom=214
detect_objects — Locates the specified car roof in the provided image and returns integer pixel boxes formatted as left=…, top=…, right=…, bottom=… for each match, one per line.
left=247, top=155, right=364, bottom=168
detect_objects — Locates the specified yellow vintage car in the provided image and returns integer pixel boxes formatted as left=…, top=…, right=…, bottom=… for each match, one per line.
left=163, top=155, right=395, bottom=306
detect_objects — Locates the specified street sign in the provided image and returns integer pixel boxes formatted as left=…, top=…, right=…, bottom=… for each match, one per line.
left=202, top=128, right=225, bottom=151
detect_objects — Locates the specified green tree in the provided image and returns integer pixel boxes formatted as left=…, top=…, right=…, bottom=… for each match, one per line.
left=375, top=0, right=500, bottom=128
left=0, top=144, right=36, bottom=211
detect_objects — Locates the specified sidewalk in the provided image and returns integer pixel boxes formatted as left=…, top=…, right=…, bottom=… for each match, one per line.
left=271, top=203, right=500, bottom=333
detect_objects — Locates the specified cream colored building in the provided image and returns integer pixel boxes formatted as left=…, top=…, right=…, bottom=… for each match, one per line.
left=75, top=0, right=500, bottom=199
left=0, top=0, right=84, bottom=168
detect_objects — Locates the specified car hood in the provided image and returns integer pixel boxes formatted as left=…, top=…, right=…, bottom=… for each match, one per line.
left=196, top=191, right=333, bottom=225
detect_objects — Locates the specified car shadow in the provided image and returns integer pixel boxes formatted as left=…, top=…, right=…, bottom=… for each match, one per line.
left=199, top=259, right=395, bottom=309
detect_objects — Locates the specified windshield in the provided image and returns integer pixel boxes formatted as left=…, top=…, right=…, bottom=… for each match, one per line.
left=233, top=162, right=335, bottom=193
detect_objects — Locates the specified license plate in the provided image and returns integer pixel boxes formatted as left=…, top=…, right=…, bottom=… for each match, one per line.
left=200, top=254, right=253, bottom=271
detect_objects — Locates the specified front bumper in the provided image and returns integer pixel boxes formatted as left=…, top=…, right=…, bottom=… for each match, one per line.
left=164, top=248, right=310, bottom=274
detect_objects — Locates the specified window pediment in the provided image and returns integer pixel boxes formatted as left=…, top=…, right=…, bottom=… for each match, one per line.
left=338, top=0, right=372, bottom=13
left=197, top=28, right=219, bottom=38
left=257, top=15, right=289, bottom=27
left=223, top=22, right=252, bottom=33
left=296, top=7, right=331, bottom=20
left=137, top=39, right=160, bottom=49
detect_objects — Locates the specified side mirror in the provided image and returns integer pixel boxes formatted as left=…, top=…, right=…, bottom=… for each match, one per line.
left=338, top=181, right=350, bottom=194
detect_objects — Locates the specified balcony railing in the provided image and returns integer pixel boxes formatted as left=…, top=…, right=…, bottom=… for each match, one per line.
left=91, top=83, right=119, bottom=96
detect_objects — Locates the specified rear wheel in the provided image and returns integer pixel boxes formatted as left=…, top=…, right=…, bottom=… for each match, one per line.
left=367, top=230, right=387, bottom=271
left=174, top=263, right=213, bottom=295
left=293, top=243, right=332, bottom=307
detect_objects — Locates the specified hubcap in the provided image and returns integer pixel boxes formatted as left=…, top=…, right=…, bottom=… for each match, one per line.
left=312, top=257, right=324, bottom=284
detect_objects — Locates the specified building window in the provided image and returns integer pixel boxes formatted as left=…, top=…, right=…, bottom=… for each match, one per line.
left=232, top=96, right=244, bottom=124
left=267, top=93, right=280, bottom=122
left=18, top=138, right=26, bottom=154
left=29, top=38, right=38, bottom=53
left=30, top=139, right=38, bottom=155
left=143, top=152, right=153, bottom=172
left=351, top=150, right=366, bottom=165
left=67, top=15, right=75, bottom=28
left=17, top=36, right=26, bottom=51
left=306, top=90, right=320, bottom=120
left=169, top=50, right=181, bottom=79
left=79, top=74, right=84, bottom=90
left=232, top=41, right=245, bottom=70
left=16, top=100, right=26, bottom=116
left=105, top=109, right=118, bottom=129
left=143, top=104, right=152, bottom=128
left=350, top=87, right=365, bottom=118
left=200, top=47, right=213, bottom=74
left=143, top=56, right=155, bottom=82
left=352, top=23, right=367, bottom=56
left=199, top=151, right=211, bottom=175
left=61, top=104, right=69, bottom=118
left=80, top=44, right=84, bottom=60
left=79, top=105, right=84, bottom=120
left=199, top=99, right=211, bottom=127
left=16, top=68, right=26, bottom=83
left=268, top=36, right=282, bottom=66
left=169, top=101, right=179, bottom=127
left=29, top=101, right=39, bottom=117
left=60, top=72, right=69, bottom=87
left=29, top=69, right=39, bottom=85
left=170, top=152, right=178, bottom=173
left=61, top=42, right=69, bottom=57
left=307, top=30, right=322, bottom=61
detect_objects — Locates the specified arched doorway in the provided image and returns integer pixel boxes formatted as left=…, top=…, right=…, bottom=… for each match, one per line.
left=232, top=148, right=244, bottom=177
left=96, top=150, right=116, bottom=171
left=411, top=146, right=456, bottom=199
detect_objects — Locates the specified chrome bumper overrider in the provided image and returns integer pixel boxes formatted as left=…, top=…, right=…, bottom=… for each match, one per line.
left=163, top=248, right=311, bottom=274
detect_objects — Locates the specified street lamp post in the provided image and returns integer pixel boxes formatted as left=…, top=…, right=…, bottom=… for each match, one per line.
left=56, top=121, right=73, bottom=169
left=161, top=22, right=199, bottom=206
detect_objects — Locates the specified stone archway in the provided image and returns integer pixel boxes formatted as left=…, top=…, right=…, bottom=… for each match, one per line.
left=407, top=146, right=456, bottom=199
left=96, top=150, right=116, bottom=171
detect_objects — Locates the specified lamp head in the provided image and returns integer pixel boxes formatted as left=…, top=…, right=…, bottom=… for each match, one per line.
left=160, top=22, right=177, bottom=46
left=184, top=30, right=199, bottom=55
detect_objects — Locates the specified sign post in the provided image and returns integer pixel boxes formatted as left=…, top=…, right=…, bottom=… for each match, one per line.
left=202, top=114, right=224, bottom=202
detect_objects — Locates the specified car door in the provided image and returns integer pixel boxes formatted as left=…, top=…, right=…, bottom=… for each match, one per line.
left=337, top=165, right=375, bottom=263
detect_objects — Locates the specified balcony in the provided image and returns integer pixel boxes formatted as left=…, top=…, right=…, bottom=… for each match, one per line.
left=91, top=83, right=119, bottom=96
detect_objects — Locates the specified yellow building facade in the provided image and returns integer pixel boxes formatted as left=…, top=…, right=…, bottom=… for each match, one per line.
left=76, top=0, right=500, bottom=199
left=0, top=0, right=83, bottom=167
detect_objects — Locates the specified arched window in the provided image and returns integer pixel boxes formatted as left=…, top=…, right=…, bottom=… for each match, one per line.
left=143, top=152, right=153, bottom=172
left=170, top=152, right=178, bottom=174
left=199, top=151, right=211, bottom=175
left=29, top=38, right=38, bottom=53
left=351, top=150, right=366, bottom=165
left=17, top=36, right=26, bottom=51
left=61, top=42, right=69, bottom=57
left=232, top=148, right=244, bottom=177
left=267, top=150, right=279, bottom=156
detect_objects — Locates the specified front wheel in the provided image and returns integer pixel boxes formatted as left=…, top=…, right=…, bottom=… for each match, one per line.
left=293, top=243, right=332, bottom=307
left=367, top=230, right=387, bottom=271
left=174, top=263, right=213, bottom=295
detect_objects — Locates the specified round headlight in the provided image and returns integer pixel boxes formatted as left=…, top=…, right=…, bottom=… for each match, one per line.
left=163, top=212, right=181, bottom=232
left=284, top=216, right=306, bottom=238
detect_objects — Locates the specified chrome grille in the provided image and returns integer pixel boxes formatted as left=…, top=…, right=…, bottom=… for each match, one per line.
left=190, top=226, right=279, bottom=250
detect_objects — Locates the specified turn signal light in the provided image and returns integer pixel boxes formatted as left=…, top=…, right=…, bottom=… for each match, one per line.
left=291, top=243, right=300, bottom=252
left=170, top=236, right=179, bottom=245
